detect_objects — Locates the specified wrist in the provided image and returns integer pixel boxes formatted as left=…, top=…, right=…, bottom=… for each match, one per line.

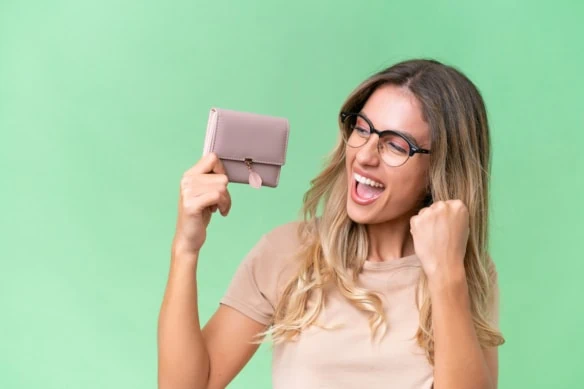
left=171, top=245, right=200, bottom=267
left=171, top=235, right=201, bottom=258
left=427, top=264, right=468, bottom=297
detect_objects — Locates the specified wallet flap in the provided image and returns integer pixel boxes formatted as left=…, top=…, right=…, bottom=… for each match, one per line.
left=205, top=107, right=289, bottom=166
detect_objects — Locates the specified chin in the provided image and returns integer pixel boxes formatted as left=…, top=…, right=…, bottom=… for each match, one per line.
left=347, top=206, right=371, bottom=224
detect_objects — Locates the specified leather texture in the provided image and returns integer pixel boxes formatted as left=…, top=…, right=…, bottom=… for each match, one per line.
left=203, top=107, right=290, bottom=188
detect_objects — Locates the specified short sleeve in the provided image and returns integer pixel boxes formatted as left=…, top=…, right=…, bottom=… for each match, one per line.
left=219, top=222, right=302, bottom=326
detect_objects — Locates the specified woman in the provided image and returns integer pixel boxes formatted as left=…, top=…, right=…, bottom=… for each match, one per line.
left=158, top=58, right=505, bottom=389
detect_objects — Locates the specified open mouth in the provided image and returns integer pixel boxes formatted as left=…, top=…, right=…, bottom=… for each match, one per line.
left=351, top=172, right=385, bottom=205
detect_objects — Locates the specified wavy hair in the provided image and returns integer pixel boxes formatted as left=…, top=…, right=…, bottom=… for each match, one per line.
left=260, top=58, right=505, bottom=364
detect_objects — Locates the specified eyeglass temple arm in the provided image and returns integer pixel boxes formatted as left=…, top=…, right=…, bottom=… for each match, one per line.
left=411, top=147, right=431, bottom=155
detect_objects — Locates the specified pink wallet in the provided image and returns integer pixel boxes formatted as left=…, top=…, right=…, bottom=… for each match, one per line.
left=202, top=107, right=290, bottom=189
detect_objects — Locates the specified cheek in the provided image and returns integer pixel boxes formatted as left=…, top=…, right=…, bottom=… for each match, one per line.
left=381, top=166, right=427, bottom=203
left=345, top=147, right=356, bottom=170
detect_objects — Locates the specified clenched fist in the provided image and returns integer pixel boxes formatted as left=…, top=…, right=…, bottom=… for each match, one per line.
left=410, top=200, right=469, bottom=285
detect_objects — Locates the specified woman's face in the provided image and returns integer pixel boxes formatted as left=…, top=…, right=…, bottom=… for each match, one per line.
left=345, top=84, right=431, bottom=225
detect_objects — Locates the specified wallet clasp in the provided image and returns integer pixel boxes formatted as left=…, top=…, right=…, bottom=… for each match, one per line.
left=244, top=158, right=263, bottom=189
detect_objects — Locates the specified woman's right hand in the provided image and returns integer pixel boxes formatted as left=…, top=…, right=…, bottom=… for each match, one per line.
left=172, top=152, right=232, bottom=257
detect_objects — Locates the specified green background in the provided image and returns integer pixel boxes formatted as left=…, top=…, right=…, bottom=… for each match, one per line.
left=1, top=0, right=582, bottom=388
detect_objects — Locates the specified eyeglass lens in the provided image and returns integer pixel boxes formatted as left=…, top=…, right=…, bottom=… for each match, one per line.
left=345, top=114, right=411, bottom=167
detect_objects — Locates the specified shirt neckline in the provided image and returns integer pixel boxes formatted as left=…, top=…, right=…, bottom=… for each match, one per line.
left=362, top=253, right=420, bottom=271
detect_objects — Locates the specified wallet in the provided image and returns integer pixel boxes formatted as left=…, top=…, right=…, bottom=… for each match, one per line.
left=202, top=107, right=290, bottom=189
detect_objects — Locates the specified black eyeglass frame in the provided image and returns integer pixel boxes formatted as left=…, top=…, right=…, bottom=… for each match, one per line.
left=340, top=111, right=432, bottom=158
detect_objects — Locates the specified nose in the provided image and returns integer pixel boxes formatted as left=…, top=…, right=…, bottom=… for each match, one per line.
left=355, top=135, right=381, bottom=167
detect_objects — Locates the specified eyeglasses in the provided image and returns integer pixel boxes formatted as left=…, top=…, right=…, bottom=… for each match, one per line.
left=340, top=111, right=431, bottom=167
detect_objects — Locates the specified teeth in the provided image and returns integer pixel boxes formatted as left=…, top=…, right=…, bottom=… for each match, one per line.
left=354, top=173, right=384, bottom=188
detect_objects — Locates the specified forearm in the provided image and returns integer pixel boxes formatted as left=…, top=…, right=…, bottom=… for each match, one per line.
left=430, top=269, right=493, bottom=389
left=158, top=251, right=210, bottom=389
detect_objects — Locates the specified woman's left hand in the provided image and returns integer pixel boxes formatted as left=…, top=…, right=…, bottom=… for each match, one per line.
left=410, top=200, right=470, bottom=288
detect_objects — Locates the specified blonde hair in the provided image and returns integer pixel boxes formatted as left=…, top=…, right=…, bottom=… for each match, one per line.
left=261, top=59, right=505, bottom=363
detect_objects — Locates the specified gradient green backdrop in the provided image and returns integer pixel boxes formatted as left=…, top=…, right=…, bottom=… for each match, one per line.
left=1, top=1, right=582, bottom=388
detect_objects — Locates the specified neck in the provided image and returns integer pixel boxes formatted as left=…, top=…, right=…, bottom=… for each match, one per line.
left=366, top=211, right=417, bottom=262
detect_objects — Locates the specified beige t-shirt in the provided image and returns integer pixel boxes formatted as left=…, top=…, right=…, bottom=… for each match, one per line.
left=220, top=221, right=497, bottom=389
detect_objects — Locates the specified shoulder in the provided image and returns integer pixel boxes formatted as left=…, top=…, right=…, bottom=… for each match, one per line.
left=243, top=220, right=305, bottom=292
left=220, top=221, right=305, bottom=324
left=263, top=220, right=305, bottom=250
left=247, top=220, right=305, bottom=271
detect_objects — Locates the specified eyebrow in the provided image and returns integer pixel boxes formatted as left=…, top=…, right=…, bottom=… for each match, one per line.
left=359, top=112, right=421, bottom=147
